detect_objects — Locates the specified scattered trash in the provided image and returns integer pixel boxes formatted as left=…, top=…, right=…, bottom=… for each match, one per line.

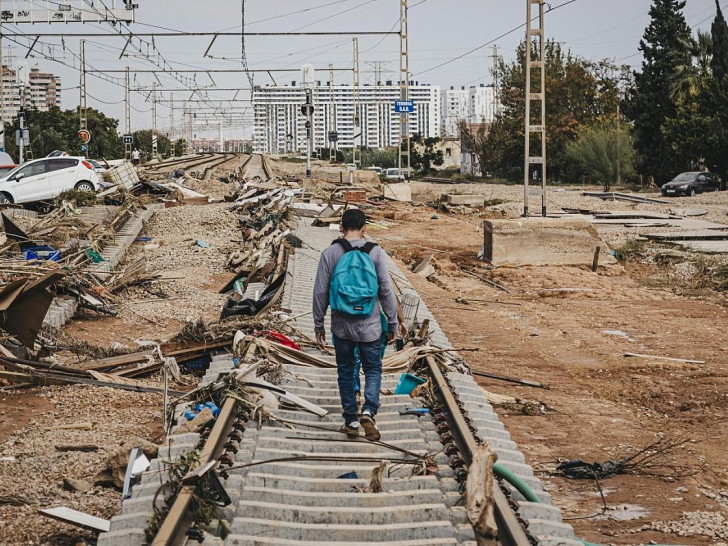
left=431, top=214, right=438, bottom=220
left=195, top=239, right=211, bottom=248
left=122, top=447, right=151, bottom=500
left=399, top=408, right=430, bottom=416
left=184, top=401, right=221, bottom=420
left=337, top=471, right=358, bottom=480
left=23, top=245, right=61, bottom=261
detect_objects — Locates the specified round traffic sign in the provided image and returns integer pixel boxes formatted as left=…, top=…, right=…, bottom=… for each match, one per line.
left=78, top=129, right=91, bottom=144
left=301, top=104, right=314, bottom=116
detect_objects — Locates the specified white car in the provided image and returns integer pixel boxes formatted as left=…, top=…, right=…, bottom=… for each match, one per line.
left=0, top=157, right=100, bottom=205
left=385, top=167, right=405, bottom=180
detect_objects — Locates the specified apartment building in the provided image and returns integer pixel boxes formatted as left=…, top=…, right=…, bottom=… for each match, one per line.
left=440, top=84, right=497, bottom=137
left=253, top=81, right=440, bottom=154
left=1, top=65, right=61, bottom=122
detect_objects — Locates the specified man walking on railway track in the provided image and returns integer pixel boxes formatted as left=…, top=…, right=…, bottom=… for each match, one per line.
left=313, top=209, right=398, bottom=441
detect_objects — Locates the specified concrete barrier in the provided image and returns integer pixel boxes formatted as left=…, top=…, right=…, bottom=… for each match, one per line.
left=482, top=217, right=617, bottom=266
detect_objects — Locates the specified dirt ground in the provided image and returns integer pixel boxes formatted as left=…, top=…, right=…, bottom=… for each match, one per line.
left=367, top=190, right=728, bottom=545
left=2, top=161, right=727, bottom=544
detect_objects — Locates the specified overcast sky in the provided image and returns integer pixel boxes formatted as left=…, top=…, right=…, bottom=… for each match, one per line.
left=1, top=0, right=725, bottom=138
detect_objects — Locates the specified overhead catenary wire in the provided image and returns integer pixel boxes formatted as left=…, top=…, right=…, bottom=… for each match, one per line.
left=413, top=0, right=578, bottom=77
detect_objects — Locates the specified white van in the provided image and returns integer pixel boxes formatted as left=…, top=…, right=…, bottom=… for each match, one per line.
left=0, top=157, right=100, bottom=205
left=385, top=168, right=405, bottom=180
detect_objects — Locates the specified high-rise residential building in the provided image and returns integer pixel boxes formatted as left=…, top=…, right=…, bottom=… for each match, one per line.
left=440, top=84, right=497, bottom=137
left=468, top=85, right=496, bottom=125
left=440, top=86, right=469, bottom=138
left=1, top=65, right=62, bottom=122
left=252, top=81, right=440, bottom=154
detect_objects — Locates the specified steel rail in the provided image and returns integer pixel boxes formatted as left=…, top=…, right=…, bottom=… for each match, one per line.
left=142, top=152, right=217, bottom=172
left=424, top=355, right=532, bottom=546
left=151, top=397, right=239, bottom=546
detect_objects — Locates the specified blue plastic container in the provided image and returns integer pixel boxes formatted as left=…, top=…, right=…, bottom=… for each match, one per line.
left=394, top=372, right=427, bottom=395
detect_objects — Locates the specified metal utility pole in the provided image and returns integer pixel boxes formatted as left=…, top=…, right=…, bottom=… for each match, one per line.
left=398, top=0, right=410, bottom=178
left=79, top=39, right=88, bottom=133
left=328, top=63, right=336, bottom=163
left=17, top=62, right=28, bottom=164
left=352, top=38, right=361, bottom=166
left=124, top=66, right=132, bottom=160
left=523, top=0, right=546, bottom=217
left=0, top=34, right=5, bottom=153
left=152, top=82, right=158, bottom=159
left=492, top=45, right=500, bottom=117
left=219, top=121, right=224, bottom=152
left=170, top=93, right=175, bottom=157
left=616, top=102, right=621, bottom=186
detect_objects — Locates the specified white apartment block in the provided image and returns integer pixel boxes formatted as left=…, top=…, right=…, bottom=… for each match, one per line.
left=1, top=65, right=61, bottom=122
left=469, top=85, right=496, bottom=125
left=441, top=87, right=469, bottom=138
left=253, top=82, right=440, bottom=154
left=440, top=84, right=497, bottom=137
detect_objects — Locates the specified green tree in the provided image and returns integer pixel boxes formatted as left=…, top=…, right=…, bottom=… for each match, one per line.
left=623, top=0, right=693, bottom=185
left=486, top=41, right=627, bottom=182
left=408, top=134, right=444, bottom=174
left=668, top=30, right=712, bottom=102
left=4, top=106, right=124, bottom=162
left=564, top=125, right=636, bottom=190
left=663, top=1, right=728, bottom=184
left=132, top=130, right=185, bottom=161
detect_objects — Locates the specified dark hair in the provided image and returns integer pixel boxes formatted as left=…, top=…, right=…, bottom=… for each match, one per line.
left=341, top=209, right=366, bottom=232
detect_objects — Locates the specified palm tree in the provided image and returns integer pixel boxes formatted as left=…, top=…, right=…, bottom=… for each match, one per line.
left=669, top=30, right=713, bottom=102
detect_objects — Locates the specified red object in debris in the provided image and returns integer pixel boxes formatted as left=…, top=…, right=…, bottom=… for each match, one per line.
left=253, top=330, right=300, bottom=351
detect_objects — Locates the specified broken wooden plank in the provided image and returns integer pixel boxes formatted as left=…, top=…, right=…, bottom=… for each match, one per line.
left=623, top=352, right=705, bottom=365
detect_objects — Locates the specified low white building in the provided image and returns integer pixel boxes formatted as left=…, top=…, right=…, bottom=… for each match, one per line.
left=253, top=81, right=440, bottom=154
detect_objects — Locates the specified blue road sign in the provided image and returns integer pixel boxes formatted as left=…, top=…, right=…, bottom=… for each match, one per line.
left=394, top=100, right=415, bottom=113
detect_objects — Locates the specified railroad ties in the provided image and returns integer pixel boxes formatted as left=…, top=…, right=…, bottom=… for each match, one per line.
left=97, top=179, right=579, bottom=545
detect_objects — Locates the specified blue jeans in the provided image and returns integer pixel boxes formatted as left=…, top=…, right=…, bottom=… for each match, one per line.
left=353, top=329, right=388, bottom=393
left=333, top=335, right=383, bottom=423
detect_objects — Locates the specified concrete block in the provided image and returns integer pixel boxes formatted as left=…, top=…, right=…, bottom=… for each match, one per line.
left=446, top=194, right=484, bottom=206
left=482, top=217, right=617, bottom=266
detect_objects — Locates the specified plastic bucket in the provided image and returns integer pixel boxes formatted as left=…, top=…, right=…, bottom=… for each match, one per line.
left=394, top=372, right=427, bottom=395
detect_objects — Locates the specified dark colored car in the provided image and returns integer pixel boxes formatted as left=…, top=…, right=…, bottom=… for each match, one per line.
left=662, top=172, right=722, bottom=197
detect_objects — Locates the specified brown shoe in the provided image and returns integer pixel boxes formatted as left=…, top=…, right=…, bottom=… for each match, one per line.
left=340, top=422, right=360, bottom=438
left=359, top=413, right=380, bottom=442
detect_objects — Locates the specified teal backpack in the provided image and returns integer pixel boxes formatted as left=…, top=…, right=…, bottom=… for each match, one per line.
left=329, top=239, right=379, bottom=317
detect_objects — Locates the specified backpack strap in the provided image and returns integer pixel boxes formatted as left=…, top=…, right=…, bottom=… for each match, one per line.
left=360, top=242, right=378, bottom=255
left=332, top=238, right=354, bottom=252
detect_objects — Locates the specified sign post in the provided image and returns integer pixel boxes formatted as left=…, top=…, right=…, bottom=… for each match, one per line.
left=16, top=61, right=29, bottom=164
left=301, top=65, right=315, bottom=180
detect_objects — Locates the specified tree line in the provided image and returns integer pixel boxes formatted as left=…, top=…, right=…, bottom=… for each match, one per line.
left=3, top=106, right=185, bottom=162
left=461, top=0, right=728, bottom=189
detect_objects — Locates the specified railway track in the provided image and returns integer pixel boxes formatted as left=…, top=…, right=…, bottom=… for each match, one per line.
left=97, top=196, right=578, bottom=546
left=143, top=152, right=239, bottom=175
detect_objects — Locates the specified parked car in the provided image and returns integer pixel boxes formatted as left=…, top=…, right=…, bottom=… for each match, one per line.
left=0, top=152, right=17, bottom=178
left=367, top=166, right=383, bottom=176
left=385, top=167, right=405, bottom=181
left=88, top=159, right=107, bottom=175
left=0, top=157, right=100, bottom=205
left=661, top=172, right=721, bottom=196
